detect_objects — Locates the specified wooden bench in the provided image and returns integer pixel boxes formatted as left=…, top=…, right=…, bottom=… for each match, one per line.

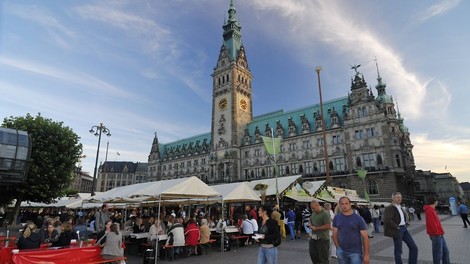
left=230, top=235, right=250, bottom=250
left=198, top=239, right=217, bottom=255
left=161, top=244, right=184, bottom=261
left=88, top=255, right=127, bottom=264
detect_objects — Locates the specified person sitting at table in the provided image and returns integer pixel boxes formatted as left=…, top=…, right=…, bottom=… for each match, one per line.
left=51, top=221, right=76, bottom=247
left=96, top=219, right=113, bottom=246
left=166, top=216, right=185, bottom=256
left=207, top=215, right=216, bottom=228
left=101, top=223, right=124, bottom=260
left=199, top=218, right=211, bottom=244
left=240, top=214, right=255, bottom=246
left=149, top=218, right=166, bottom=241
left=17, top=222, right=41, bottom=250
left=40, top=221, right=59, bottom=244
left=145, top=217, right=155, bottom=232
left=73, top=218, right=90, bottom=240
left=185, top=218, right=200, bottom=255
left=132, top=217, right=145, bottom=233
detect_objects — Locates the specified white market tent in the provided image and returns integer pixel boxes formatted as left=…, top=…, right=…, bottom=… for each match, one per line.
left=212, top=182, right=261, bottom=203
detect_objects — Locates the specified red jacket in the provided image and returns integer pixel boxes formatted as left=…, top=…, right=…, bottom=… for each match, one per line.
left=185, top=222, right=200, bottom=246
left=423, top=205, right=444, bottom=236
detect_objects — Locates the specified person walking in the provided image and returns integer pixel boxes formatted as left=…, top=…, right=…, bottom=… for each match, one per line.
left=302, top=205, right=312, bottom=238
left=94, top=204, right=110, bottom=232
left=324, top=202, right=337, bottom=259
left=308, top=200, right=331, bottom=264
left=371, top=205, right=381, bottom=233
left=383, top=192, right=418, bottom=264
left=424, top=196, right=450, bottom=264
left=333, top=197, right=370, bottom=264
left=457, top=202, right=470, bottom=228
left=256, top=205, right=281, bottom=264
left=285, top=207, right=296, bottom=241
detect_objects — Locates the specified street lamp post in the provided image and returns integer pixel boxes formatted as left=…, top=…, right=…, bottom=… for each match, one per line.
left=89, top=123, right=111, bottom=196
left=315, top=66, right=331, bottom=185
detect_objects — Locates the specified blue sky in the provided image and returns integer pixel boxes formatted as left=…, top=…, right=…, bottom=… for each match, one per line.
left=1, top=0, right=469, bottom=183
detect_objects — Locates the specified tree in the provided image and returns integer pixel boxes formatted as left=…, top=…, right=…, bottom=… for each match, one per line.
left=1, top=113, right=83, bottom=223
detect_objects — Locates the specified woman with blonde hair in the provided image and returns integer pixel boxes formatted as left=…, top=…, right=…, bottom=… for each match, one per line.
left=52, top=221, right=76, bottom=247
left=17, top=222, right=41, bottom=249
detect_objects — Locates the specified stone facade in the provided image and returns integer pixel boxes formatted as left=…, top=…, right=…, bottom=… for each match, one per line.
left=147, top=2, right=417, bottom=203
left=415, top=170, right=464, bottom=205
left=97, top=161, right=148, bottom=192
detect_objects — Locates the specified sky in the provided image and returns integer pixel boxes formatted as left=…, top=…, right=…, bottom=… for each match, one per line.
left=1, top=0, right=469, bottom=183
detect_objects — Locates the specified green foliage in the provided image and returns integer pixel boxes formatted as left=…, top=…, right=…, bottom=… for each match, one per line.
left=1, top=113, right=83, bottom=205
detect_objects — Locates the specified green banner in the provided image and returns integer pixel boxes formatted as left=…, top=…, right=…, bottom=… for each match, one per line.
left=261, top=136, right=281, bottom=155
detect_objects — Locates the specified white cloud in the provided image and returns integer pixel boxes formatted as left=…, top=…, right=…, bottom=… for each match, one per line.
left=5, top=2, right=76, bottom=49
left=412, top=133, right=470, bottom=182
left=415, top=0, right=461, bottom=23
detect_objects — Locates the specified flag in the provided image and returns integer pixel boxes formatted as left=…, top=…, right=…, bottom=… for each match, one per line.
left=357, top=169, right=367, bottom=181
left=117, top=152, right=120, bottom=156
left=261, top=136, right=281, bottom=155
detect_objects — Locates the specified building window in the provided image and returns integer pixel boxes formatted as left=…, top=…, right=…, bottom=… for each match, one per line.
left=333, top=135, right=341, bottom=144
left=194, top=160, right=198, bottom=166
left=162, top=165, right=166, bottom=171
left=366, top=127, right=377, bottom=137
left=334, top=157, right=345, bottom=171
left=279, top=165, right=286, bottom=176
left=358, top=106, right=367, bottom=117
left=202, top=158, right=206, bottom=165
left=187, top=161, right=191, bottom=167
left=395, top=154, right=401, bottom=168
left=355, top=130, right=364, bottom=139
left=267, top=166, right=273, bottom=177
left=319, top=160, right=326, bottom=173
left=362, top=153, right=376, bottom=168
left=291, top=163, right=298, bottom=174
left=255, top=149, right=260, bottom=157
left=289, top=143, right=296, bottom=151
left=317, top=138, right=324, bottom=147
left=367, top=180, right=379, bottom=195
left=303, top=140, right=310, bottom=149
left=244, top=151, right=249, bottom=158
left=305, top=161, right=313, bottom=174
left=256, top=168, right=261, bottom=178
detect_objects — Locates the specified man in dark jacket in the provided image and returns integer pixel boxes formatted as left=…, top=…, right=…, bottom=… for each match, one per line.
left=383, top=192, right=418, bottom=264
left=424, top=197, right=450, bottom=264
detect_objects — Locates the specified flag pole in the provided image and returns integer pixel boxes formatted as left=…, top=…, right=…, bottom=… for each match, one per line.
left=272, top=128, right=279, bottom=206
left=315, top=66, right=330, bottom=185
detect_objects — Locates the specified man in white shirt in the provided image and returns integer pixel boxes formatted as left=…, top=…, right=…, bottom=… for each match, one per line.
left=383, top=192, right=418, bottom=264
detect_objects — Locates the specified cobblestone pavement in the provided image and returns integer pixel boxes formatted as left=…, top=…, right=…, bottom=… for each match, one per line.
left=126, top=214, right=468, bottom=264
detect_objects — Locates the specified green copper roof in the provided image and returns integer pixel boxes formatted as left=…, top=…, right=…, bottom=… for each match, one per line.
left=245, top=97, right=349, bottom=143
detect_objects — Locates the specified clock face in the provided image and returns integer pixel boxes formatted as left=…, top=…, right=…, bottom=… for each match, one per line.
left=240, top=99, right=247, bottom=110
left=218, top=98, right=227, bottom=110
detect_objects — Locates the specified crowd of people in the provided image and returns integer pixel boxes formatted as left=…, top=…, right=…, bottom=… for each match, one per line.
left=12, top=193, right=468, bottom=264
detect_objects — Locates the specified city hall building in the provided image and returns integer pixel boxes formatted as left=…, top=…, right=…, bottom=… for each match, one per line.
left=146, top=2, right=416, bottom=202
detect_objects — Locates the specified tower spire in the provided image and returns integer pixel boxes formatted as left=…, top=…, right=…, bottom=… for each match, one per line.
left=222, top=0, right=242, bottom=61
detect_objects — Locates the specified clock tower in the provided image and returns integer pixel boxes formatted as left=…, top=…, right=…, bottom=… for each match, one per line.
left=211, top=0, right=252, bottom=151
left=210, top=0, right=252, bottom=181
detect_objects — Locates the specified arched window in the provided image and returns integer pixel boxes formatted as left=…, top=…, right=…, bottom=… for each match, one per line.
left=367, top=180, right=379, bottom=195
left=356, top=157, right=362, bottom=168
left=226, top=74, right=229, bottom=82
left=377, top=154, right=383, bottom=165
left=218, top=77, right=221, bottom=85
